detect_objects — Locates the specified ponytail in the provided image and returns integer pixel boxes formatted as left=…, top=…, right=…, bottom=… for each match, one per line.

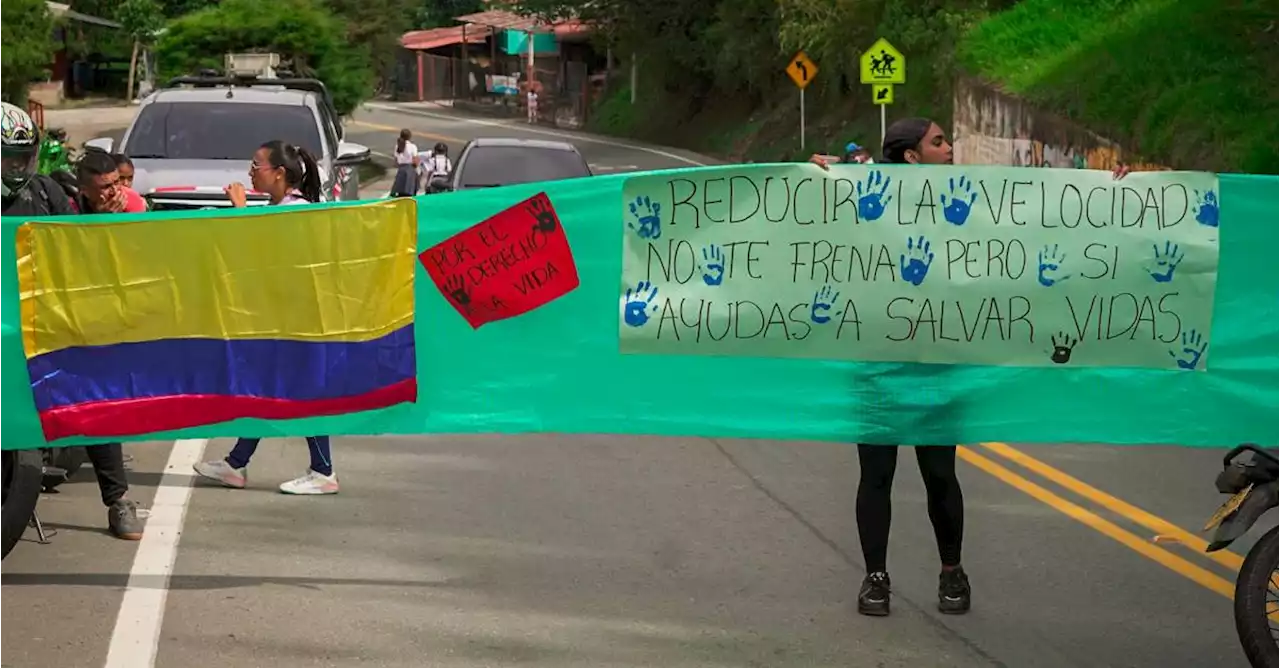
left=295, top=147, right=321, bottom=203
left=396, top=128, right=411, bottom=156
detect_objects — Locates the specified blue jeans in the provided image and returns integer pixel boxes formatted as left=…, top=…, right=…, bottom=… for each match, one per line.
left=226, top=436, right=333, bottom=476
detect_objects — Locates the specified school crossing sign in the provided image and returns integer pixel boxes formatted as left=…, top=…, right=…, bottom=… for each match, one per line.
left=860, top=38, right=906, bottom=85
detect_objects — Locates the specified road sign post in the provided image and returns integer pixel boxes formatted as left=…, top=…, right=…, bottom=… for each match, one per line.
left=860, top=38, right=905, bottom=148
left=786, top=51, right=818, bottom=152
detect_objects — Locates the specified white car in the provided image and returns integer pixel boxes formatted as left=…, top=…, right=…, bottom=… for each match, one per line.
left=86, top=73, right=371, bottom=209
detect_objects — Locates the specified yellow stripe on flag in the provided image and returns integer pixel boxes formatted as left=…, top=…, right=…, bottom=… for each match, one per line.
left=18, top=198, right=417, bottom=358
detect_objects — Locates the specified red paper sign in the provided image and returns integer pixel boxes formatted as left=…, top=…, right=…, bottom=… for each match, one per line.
left=420, top=192, right=580, bottom=328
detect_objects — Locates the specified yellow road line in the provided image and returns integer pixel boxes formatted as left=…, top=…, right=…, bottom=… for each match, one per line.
left=979, top=442, right=1245, bottom=573
left=956, top=446, right=1235, bottom=599
left=349, top=119, right=460, bottom=144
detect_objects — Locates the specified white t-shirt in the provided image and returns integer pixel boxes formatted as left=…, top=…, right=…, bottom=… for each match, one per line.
left=395, top=140, right=418, bottom=165
left=278, top=190, right=311, bottom=205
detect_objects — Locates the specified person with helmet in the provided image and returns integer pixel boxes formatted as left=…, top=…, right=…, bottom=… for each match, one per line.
left=1, top=101, right=75, bottom=217
left=421, top=142, right=452, bottom=194
left=0, top=101, right=146, bottom=542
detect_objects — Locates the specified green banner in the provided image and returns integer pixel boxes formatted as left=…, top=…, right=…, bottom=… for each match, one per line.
left=620, top=165, right=1221, bottom=370
left=1, top=166, right=1275, bottom=451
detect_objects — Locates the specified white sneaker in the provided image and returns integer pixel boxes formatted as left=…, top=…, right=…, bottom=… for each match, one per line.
left=193, top=460, right=246, bottom=488
left=279, top=470, right=339, bottom=495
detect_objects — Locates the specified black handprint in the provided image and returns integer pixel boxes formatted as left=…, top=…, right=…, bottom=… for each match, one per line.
left=527, top=195, right=558, bottom=233
left=444, top=274, right=471, bottom=310
left=1050, top=332, right=1078, bottom=364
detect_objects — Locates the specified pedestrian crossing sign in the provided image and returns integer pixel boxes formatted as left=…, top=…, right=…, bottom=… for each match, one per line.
left=860, top=38, right=906, bottom=85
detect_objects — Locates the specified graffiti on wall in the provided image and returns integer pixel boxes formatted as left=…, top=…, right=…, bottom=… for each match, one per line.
left=954, top=77, right=1170, bottom=172
left=1009, top=138, right=1121, bottom=170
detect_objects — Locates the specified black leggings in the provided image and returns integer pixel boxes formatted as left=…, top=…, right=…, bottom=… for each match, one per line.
left=856, top=444, right=964, bottom=572
left=84, top=442, right=129, bottom=507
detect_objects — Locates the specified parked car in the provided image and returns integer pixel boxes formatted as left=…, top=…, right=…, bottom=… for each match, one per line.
left=84, top=73, right=370, bottom=210
left=448, top=137, right=592, bottom=191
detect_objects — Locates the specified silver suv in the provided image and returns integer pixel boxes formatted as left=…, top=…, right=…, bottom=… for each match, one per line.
left=86, top=74, right=371, bottom=209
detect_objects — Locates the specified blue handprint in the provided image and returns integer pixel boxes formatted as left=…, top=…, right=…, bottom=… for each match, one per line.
left=628, top=195, right=663, bottom=239
left=1148, top=241, right=1183, bottom=283
left=700, top=244, right=725, bottom=286
left=623, top=281, right=659, bottom=328
left=810, top=285, right=840, bottom=324
left=856, top=170, right=893, bottom=222
left=1193, top=190, right=1219, bottom=228
left=1037, top=244, right=1070, bottom=287
left=1168, top=329, right=1208, bottom=370
left=898, top=236, right=934, bottom=286
left=940, top=175, right=978, bottom=226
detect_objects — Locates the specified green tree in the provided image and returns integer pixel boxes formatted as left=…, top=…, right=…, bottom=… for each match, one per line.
left=324, top=0, right=417, bottom=86
left=1, top=0, right=56, bottom=105
left=116, top=0, right=165, bottom=100
left=159, top=0, right=220, bottom=18
left=415, top=0, right=483, bottom=29
left=155, top=0, right=373, bottom=114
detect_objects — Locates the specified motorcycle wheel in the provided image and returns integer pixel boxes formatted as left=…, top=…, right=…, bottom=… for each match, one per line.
left=1234, top=525, right=1279, bottom=668
left=2, top=449, right=44, bottom=559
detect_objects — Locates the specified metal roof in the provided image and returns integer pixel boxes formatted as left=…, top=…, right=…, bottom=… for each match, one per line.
left=400, top=26, right=487, bottom=51
left=454, top=10, right=553, bottom=33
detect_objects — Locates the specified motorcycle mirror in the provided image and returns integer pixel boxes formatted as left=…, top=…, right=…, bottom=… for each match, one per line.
left=83, top=137, right=114, bottom=153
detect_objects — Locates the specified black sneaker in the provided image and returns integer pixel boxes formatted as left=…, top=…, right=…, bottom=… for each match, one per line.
left=938, top=567, right=971, bottom=614
left=857, top=571, right=892, bottom=616
left=108, top=499, right=144, bottom=541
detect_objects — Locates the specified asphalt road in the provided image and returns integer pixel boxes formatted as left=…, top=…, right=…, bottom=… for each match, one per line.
left=3, top=104, right=1273, bottom=668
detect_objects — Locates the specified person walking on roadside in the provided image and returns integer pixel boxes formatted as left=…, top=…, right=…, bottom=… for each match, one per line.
left=390, top=128, right=419, bottom=198
left=526, top=85, right=539, bottom=124
left=809, top=117, right=1129, bottom=617
left=2, top=112, right=146, bottom=541
left=421, top=142, right=452, bottom=194
left=193, top=140, right=339, bottom=495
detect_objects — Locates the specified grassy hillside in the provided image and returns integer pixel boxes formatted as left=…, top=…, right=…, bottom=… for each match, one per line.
left=583, top=0, right=1276, bottom=174
left=956, top=0, right=1276, bottom=173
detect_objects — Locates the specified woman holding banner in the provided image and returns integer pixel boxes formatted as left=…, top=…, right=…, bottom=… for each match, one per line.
left=810, top=117, right=1129, bottom=618
left=193, top=140, right=340, bottom=496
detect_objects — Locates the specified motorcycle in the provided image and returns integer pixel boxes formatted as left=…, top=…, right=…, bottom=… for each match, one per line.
left=1, top=445, right=86, bottom=560
left=1203, top=444, right=1279, bottom=668
left=2, top=449, right=44, bottom=559
left=0, top=129, right=92, bottom=560
left=38, top=126, right=80, bottom=200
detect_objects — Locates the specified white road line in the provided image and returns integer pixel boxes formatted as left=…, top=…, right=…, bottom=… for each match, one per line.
left=103, top=438, right=208, bottom=668
left=362, top=102, right=709, bottom=167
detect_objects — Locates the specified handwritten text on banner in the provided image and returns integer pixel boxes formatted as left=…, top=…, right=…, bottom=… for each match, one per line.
left=422, top=192, right=580, bottom=328
left=618, top=165, right=1221, bottom=370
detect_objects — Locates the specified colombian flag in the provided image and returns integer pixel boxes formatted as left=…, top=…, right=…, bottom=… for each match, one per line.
left=16, top=198, right=418, bottom=441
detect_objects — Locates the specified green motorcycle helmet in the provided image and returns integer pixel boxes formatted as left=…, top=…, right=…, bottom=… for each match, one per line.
left=1, top=101, right=41, bottom=199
